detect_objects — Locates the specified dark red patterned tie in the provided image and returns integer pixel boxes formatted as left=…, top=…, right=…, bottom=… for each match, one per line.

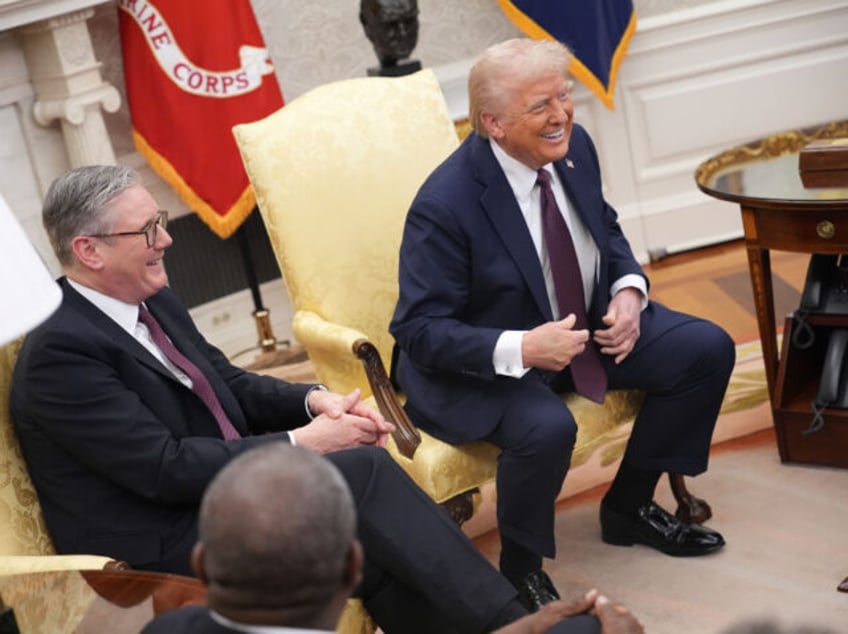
left=537, top=168, right=607, bottom=403
left=138, top=305, right=241, bottom=440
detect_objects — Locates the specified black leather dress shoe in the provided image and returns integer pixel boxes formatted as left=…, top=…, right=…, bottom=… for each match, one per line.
left=512, top=570, right=561, bottom=612
left=600, top=501, right=725, bottom=557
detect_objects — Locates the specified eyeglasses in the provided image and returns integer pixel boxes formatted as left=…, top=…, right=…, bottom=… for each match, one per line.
left=87, top=210, right=169, bottom=248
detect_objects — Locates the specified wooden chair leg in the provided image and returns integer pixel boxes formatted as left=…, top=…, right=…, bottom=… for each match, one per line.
left=668, top=473, right=712, bottom=524
left=441, top=489, right=478, bottom=526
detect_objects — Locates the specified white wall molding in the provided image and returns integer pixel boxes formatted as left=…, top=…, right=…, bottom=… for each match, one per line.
left=433, top=0, right=848, bottom=262
left=5, top=0, right=846, bottom=353
left=620, top=0, right=848, bottom=257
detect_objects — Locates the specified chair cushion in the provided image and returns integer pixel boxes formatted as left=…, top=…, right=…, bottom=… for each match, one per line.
left=567, top=390, right=644, bottom=468
left=377, top=389, right=643, bottom=505
left=387, top=432, right=501, bottom=505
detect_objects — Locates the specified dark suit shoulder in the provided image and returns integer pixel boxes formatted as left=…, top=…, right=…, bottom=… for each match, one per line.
left=412, top=133, right=496, bottom=215
left=417, top=132, right=477, bottom=190
left=563, top=123, right=601, bottom=171
left=17, top=280, right=124, bottom=368
left=140, top=606, right=234, bottom=633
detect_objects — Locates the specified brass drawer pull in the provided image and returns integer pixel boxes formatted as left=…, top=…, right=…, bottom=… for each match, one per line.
left=817, top=220, right=835, bottom=239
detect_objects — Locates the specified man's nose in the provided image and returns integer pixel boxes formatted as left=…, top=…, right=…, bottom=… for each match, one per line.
left=157, top=226, right=174, bottom=248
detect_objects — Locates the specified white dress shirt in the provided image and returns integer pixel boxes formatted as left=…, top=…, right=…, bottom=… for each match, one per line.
left=487, top=139, right=646, bottom=377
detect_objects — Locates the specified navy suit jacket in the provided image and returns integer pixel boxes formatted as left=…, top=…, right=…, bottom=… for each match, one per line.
left=390, top=126, right=651, bottom=440
left=11, top=280, right=312, bottom=571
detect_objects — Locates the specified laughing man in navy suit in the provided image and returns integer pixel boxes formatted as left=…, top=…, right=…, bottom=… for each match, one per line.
left=390, top=38, right=734, bottom=610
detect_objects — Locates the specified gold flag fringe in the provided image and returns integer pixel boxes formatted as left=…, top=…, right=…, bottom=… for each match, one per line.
left=497, top=0, right=636, bottom=111
left=132, top=129, right=255, bottom=240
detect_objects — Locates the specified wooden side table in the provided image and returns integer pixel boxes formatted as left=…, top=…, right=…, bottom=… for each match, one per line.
left=695, top=120, right=848, bottom=468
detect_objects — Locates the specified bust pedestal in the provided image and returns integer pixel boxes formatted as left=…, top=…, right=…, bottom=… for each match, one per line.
left=367, top=59, right=422, bottom=77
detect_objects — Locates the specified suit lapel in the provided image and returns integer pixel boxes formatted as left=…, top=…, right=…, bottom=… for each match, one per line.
left=61, top=281, right=248, bottom=436
left=143, top=295, right=249, bottom=435
left=555, top=156, right=603, bottom=249
left=471, top=135, right=553, bottom=321
left=145, top=304, right=208, bottom=377
left=61, top=280, right=178, bottom=383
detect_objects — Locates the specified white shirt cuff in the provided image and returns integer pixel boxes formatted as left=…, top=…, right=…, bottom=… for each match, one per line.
left=493, top=330, right=530, bottom=378
left=610, top=274, right=649, bottom=311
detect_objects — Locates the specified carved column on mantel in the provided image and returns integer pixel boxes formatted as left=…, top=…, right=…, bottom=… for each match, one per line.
left=17, top=7, right=120, bottom=166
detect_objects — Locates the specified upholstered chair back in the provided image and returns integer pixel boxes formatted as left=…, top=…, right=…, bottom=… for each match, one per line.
left=234, top=68, right=460, bottom=397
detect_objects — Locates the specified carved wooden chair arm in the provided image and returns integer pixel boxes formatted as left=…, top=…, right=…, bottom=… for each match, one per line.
left=353, top=339, right=421, bottom=460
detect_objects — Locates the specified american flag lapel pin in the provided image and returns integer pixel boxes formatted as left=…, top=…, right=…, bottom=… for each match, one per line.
left=565, top=158, right=575, bottom=169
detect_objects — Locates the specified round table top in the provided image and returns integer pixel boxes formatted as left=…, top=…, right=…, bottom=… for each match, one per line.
left=695, top=120, right=848, bottom=208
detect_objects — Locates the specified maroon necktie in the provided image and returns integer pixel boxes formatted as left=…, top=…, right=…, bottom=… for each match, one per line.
left=138, top=305, right=241, bottom=440
left=537, top=168, right=607, bottom=403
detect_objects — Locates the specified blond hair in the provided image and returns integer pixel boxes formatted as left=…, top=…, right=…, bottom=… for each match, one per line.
left=468, top=38, right=571, bottom=138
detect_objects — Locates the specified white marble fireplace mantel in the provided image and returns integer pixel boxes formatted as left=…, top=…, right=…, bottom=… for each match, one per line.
left=0, top=0, right=109, bottom=30
left=1, top=0, right=119, bottom=276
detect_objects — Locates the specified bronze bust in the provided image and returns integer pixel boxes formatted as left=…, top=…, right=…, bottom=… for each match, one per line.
left=360, top=0, right=422, bottom=76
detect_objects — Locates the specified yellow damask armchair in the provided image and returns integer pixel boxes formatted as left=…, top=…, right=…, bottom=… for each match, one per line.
left=0, top=339, right=123, bottom=574
left=233, top=68, right=709, bottom=527
left=234, top=68, right=709, bottom=634
left=234, top=69, right=502, bottom=523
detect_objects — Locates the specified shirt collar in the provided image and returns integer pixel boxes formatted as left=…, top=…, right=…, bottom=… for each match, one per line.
left=66, top=277, right=140, bottom=335
left=488, top=137, right=555, bottom=204
left=210, top=609, right=334, bottom=634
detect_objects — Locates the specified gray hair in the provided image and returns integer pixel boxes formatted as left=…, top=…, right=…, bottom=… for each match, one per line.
left=42, top=165, right=141, bottom=266
left=468, top=38, right=572, bottom=138
left=199, top=443, right=357, bottom=613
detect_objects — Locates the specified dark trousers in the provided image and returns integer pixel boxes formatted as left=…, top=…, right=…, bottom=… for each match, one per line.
left=329, top=447, right=517, bottom=634
left=449, top=303, right=735, bottom=561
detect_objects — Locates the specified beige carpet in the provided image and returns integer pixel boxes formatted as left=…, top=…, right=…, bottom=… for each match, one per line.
left=255, top=339, right=848, bottom=633
left=474, top=429, right=848, bottom=634
left=470, top=338, right=848, bottom=633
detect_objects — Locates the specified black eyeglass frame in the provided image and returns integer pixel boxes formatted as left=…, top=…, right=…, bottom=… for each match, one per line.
left=87, top=210, right=169, bottom=248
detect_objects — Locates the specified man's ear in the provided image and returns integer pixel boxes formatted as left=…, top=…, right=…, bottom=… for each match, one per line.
left=480, top=112, right=503, bottom=140
left=70, top=236, right=105, bottom=270
left=341, top=539, right=364, bottom=593
left=191, top=542, right=209, bottom=584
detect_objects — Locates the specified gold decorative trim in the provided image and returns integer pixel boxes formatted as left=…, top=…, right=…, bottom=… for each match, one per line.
left=695, top=120, right=848, bottom=188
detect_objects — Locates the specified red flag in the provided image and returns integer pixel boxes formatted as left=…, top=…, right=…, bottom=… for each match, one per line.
left=118, top=0, right=284, bottom=239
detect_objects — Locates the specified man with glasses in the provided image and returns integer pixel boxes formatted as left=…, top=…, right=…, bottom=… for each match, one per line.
left=11, top=165, right=632, bottom=633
